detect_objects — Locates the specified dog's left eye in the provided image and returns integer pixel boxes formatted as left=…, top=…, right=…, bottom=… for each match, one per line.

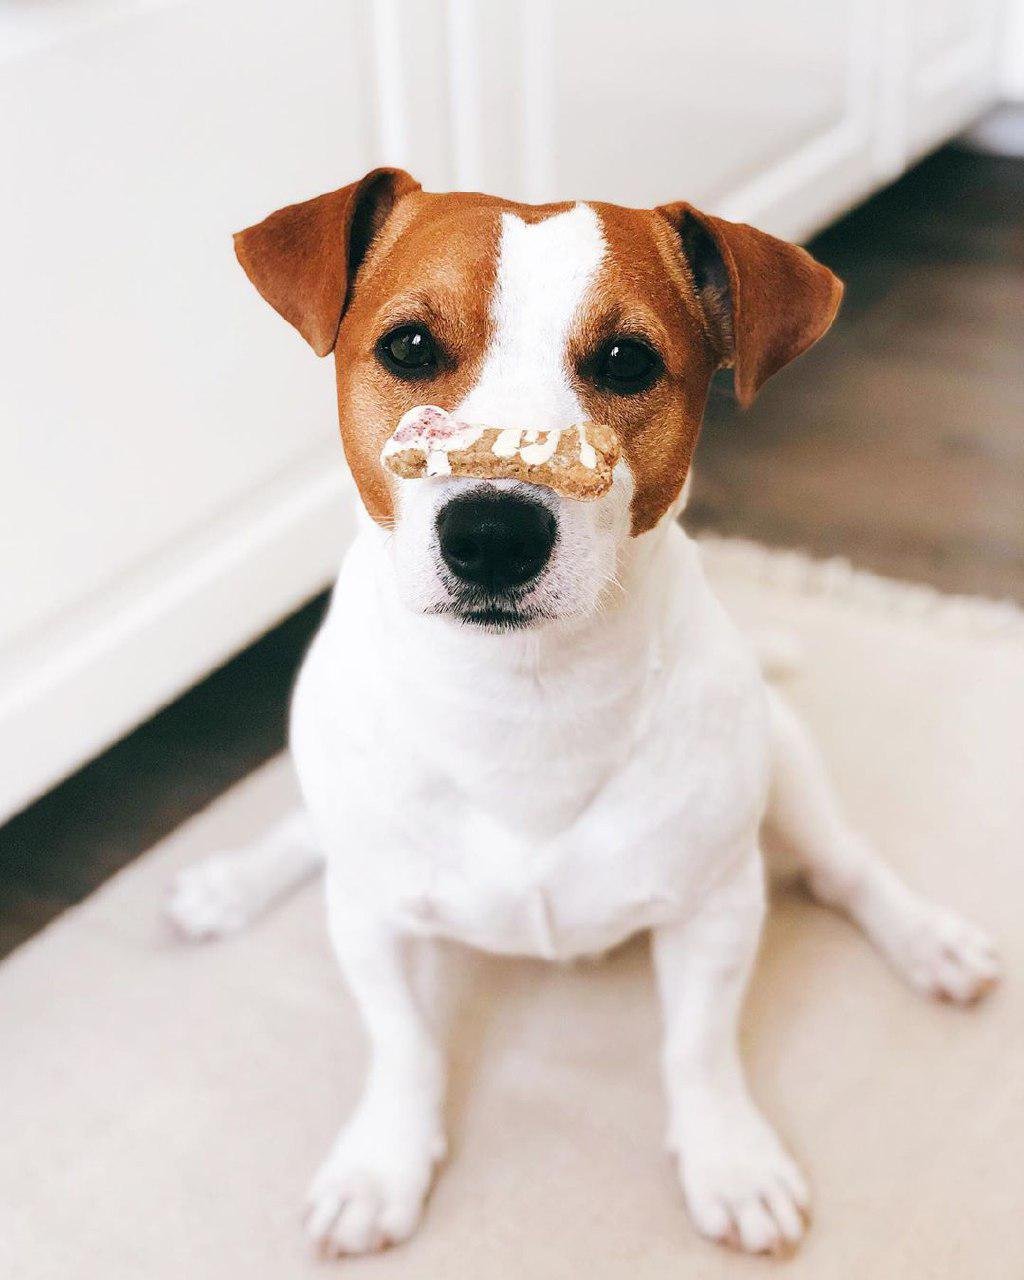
left=592, top=338, right=661, bottom=394
left=376, top=325, right=440, bottom=379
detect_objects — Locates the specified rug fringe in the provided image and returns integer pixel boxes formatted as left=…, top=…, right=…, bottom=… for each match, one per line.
left=697, top=534, right=1024, bottom=643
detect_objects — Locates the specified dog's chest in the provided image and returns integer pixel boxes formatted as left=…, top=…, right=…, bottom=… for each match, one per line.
left=355, top=648, right=768, bottom=959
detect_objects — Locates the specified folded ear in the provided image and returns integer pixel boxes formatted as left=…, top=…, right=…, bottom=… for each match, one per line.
left=657, top=202, right=843, bottom=406
left=233, top=167, right=420, bottom=356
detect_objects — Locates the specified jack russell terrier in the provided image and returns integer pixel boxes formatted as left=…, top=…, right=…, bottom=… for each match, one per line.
left=168, top=168, right=1000, bottom=1258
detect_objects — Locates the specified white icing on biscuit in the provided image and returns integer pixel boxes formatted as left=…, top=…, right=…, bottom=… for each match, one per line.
left=577, top=423, right=598, bottom=469
left=519, top=431, right=561, bottom=465
left=491, top=427, right=522, bottom=458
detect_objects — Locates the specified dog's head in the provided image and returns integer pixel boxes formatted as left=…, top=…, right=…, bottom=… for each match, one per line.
left=235, top=169, right=841, bottom=631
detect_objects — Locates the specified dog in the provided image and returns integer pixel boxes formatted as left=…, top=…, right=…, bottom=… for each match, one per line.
left=168, top=168, right=1000, bottom=1257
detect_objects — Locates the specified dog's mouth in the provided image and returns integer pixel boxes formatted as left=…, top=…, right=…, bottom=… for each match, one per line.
left=459, top=605, right=536, bottom=632
left=427, top=590, right=548, bottom=632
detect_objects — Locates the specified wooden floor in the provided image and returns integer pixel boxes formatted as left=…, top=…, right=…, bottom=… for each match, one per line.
left=1, top=145, right=1021, bottom=958
left=686, top=146, right=1024, bottom=600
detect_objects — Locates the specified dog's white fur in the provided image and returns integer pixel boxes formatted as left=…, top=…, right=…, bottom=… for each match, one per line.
left=169, top=207, right=999, bottom=1257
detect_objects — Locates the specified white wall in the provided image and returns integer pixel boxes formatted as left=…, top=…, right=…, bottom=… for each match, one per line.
left=0, top=0, right=1007, bottom=820
left=999, top=0, right=1024, bottom=98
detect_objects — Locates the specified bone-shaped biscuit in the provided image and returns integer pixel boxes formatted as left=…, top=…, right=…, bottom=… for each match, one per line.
left=380, top=406, right=621, bottom=500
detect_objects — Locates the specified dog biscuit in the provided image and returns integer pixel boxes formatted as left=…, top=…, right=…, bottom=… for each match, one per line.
left=381, top=406, right=621, bottom=500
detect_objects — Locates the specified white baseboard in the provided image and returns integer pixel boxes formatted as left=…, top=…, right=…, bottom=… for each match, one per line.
left=961, top=103, right=1024, bottom=156
left=0, top=451, right=357, bottom=823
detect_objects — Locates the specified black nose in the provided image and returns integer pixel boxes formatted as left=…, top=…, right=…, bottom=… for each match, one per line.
left=437, top=491, right=557, bottom=592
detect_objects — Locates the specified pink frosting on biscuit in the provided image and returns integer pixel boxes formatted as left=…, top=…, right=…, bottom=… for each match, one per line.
left=393, top=405, right=462, bottom=444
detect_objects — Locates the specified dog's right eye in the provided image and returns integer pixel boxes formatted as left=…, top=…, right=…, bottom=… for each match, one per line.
left=376, top=325, right=440, bottom=379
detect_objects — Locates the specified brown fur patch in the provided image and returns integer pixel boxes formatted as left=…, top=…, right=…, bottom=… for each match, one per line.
left=233, top=169, right=420, bottom=357
left=573, top=204, right=720, bottom=534
left=333, top=195, right=500, bottom=523
left=657, top=202, right=844, bottom=407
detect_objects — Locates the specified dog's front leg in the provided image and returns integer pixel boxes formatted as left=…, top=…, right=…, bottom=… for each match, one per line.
left=306, top=881, right=446, bottom=1257
left=652, top=853, right=808, bottom=1255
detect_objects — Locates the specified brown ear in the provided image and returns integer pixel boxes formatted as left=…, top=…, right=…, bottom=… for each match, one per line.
left=233, top=167, right=420, bottom=356
left=658, top=202, right=843, bottom=406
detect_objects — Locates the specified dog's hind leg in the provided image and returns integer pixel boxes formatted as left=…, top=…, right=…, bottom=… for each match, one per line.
left=764, top=689, right=1000, bottom=1003
left=166, top=808, right=323, bottom=940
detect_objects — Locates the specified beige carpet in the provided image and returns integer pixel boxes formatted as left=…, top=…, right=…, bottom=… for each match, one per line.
left=3, top=539, right=1023, bottom=1279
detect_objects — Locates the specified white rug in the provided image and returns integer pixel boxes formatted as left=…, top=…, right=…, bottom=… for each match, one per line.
left=2, top=539, right=1023, bottom=1280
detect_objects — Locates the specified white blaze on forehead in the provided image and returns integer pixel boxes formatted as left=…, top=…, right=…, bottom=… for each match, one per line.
left=455, top=204, right=607, bottom=430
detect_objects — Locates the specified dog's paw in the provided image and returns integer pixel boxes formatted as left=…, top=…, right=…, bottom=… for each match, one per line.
left=893, top=904, right=1000, bottom=1004
left=676, top=1109, right=809, bottom=1255
left=165, top=854, right=253, bottom=941
left=305, top=1120, right=445, bottom=1256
